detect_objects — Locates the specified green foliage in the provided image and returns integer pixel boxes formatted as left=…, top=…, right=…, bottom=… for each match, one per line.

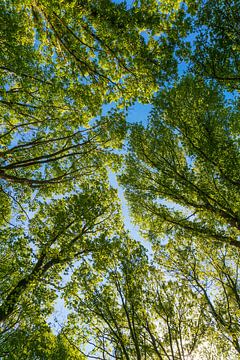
left=0, top=317, right=86, bottom=359
left=0, top=181, right=122, bottom=323
left=191, top=0, right=240, bottom=89
left=121, top=77, right=240, bottom=249
left=61, top=240, right=209, bottom=359
left=156, top=238, right=240, bottom=354
left=0, top=0, right=182, bottom=229
left=1, top=0, right=240, bottom=358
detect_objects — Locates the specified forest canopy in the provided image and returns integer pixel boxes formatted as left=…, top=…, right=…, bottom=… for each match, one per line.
left=0, top=0, right=240, bottom=359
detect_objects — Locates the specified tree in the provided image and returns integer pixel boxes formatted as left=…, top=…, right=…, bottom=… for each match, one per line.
left=0, top=316, right=86, bottom=359
left=0, top=180, right=123, bottom=325
left=0, top=0, right=183, bottom=193
left=190, top=0, right=240, bottom=89
left=120, top=73, right=240, bottom=357
left=155, top=235, right=240, bottom=356
left=62, top=239, right=213, bottom=359
left=120, top=76, right=240, bottom=249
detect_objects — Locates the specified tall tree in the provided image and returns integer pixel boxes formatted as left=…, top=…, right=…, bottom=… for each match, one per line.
left=120, top=76, right=240, bottom=249
left=0, top=181, right=123, bottom=325
left=155, top=236, right=240, bottom=355
left=62, top=240, right=215, bottom=359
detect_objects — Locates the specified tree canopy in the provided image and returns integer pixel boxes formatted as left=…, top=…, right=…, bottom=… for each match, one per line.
left=1, top=0, right=240, bottom=359
left=121, top=77, right=240, bottom=249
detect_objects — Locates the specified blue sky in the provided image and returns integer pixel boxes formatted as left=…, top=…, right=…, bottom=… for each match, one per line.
left=127, top=102, right=152, bottom=124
